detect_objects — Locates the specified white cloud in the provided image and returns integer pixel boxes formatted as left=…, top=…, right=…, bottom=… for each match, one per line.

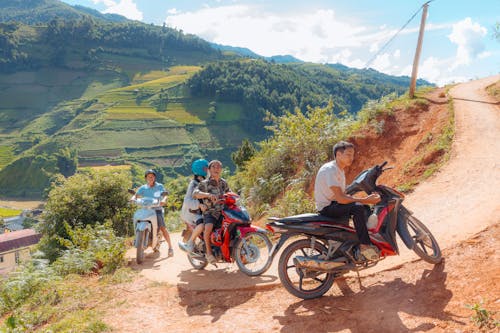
left=371, top=53, right=392, bottom=72
left=92, top=0, right=143, bottom=21
left=478, top=51, right=492, bottom=59
left=448, top=18, right=487, bottom=69
left=164, top=5, right=368, bottom=62
left=369, top=42, right=379, bottom=53
left=161, top=4, right=498, bottom=86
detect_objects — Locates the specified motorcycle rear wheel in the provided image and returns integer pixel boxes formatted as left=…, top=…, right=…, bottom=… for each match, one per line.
left=188, top=238, right=208, bottom=269
left=136, top=229, right=148, bottom=264
left=406, top=215, right=442, bottom=264
left=234, top=231, right=272, bottom=276
left=278, top=239, right=335, bottom=299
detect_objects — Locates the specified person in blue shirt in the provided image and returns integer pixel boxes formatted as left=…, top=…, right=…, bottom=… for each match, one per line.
left=134, top=169, right=173, bottom=257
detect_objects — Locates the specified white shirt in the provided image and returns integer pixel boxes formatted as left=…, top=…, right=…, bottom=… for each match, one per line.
left=314, top=160, right=345, bottom=211
left=180, top=179, right=202, bottom=225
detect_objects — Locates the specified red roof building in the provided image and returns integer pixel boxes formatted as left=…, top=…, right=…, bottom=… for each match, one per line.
left=0, top=229, right=41, bottom=274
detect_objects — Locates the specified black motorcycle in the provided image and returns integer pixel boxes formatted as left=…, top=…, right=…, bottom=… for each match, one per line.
left=266, top=162, right=442, bottom=299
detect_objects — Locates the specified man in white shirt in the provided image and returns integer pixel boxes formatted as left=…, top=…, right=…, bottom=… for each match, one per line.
left=314, top=141, right=381, bottom=260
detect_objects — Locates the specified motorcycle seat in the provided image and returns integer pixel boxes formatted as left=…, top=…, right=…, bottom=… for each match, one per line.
left=269, top=213, right=349, bottom=225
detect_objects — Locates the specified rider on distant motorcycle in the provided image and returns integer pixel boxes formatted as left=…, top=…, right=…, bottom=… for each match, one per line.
left=314, top=141, right=381, bottom=261
left=178, top=158, right=209, bottom=253
left=192, top=160, right=230, bottom=264
left=131, top=169, right=174, bottom=257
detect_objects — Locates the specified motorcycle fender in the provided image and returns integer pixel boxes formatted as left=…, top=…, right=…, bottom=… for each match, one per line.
left=238, top=225, right=267, bottom=238
left=136, top=221, right=151, bottom=232
left=396, top=214, right=414, bottom=250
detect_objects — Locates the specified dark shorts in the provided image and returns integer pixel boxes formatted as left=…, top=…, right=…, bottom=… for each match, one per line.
left=195, top=218, right=204, bottom=226
left=203, top=214, right=221, bottom=228
left=155, top=210, right=166, bottom=228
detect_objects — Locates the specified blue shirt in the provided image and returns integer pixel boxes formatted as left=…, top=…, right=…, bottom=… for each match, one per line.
left=137, top=182, right=166, bottom=211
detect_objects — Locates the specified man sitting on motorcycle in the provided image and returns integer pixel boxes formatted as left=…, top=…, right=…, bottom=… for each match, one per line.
left=133, top=169, right=174, bottom=257
left=314, top=141, right=381, bottom=261
left=193, top=160, right=230, bottom=264
left=178, top=158, right=209, bottom=254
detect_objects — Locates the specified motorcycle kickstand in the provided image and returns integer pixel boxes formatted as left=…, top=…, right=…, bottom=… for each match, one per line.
left=354, top=268, right=365, bottom=291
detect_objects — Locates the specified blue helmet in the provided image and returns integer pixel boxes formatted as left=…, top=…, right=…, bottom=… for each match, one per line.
left=191, top=159, right=208, bottom=177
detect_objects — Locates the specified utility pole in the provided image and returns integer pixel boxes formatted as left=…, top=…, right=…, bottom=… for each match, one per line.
left=409, top=2, right=429, bottom=98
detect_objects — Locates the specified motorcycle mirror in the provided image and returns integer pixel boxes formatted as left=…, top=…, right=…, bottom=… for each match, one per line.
left=127, top=189, right=136, bottom=195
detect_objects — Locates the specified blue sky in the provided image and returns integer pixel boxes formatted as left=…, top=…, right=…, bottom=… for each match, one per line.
left=60, top=0, right=500, bottom=86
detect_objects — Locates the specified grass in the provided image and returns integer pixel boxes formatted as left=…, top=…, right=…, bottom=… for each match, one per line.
left=0, top=63, right=253, bottom=196
left=396, top=88, right=455, bottom=192
left=0, top=207, right=22, bottom=218
left=97, top=119, right=179, bottom=130
left=486, top=80, right=500, bottom=100
left=77, top=128, right=193, bottom=151
left=466, top=299, right=499, bottom=330
left=0, top=270, right=137, bottom=332
left=125, top=145, right=185, bottom=158
left=0, top=146, right=14, bottom=169
left=79, top=149, right=124, bottom=158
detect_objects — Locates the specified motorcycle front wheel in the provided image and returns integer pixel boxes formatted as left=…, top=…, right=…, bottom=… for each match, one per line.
left=278, top=239, right=335, bottom=299
left=136, top=229, right=149, bottom=264
left=234, top=231, right=272, bottom=276
left=188, top=238, right=208, bottom=269
left=406, top=215, right=442, bottom=264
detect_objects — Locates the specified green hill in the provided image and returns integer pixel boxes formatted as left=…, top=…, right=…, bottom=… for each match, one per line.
left=0, top=0, right=128, bottom=24
left=0, top=0, right=433, bottom=198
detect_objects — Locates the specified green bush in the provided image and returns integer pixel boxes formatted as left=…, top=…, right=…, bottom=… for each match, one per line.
left=52, top=223, right=126, bottom=275
left=267, top=185, right=316, bottom=218
left=0, top=259, right=59, bottom=314
left=165, top=210, right=184, bottom=233
left=38, top=169, right=133, bottom=262
left=235, top=101, right=352, bottom=215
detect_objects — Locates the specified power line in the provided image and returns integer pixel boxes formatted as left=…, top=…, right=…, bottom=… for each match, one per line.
left=364, top=0, right=434, bottom=69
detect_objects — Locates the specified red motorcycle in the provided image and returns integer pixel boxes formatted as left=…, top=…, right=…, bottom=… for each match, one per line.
left=266, top=162, right=442, bottom=299
left=183, top=192, right=273, bottom=276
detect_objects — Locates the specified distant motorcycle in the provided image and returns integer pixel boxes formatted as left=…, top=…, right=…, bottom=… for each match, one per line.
left=266, top=162, right=442, bottom=299
left=182, top=192, right=273, bottom=276
left=128, top=189, right=167, bottom=264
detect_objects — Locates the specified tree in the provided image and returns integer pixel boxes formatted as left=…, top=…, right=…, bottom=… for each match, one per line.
left=55, top=148, right=77, bottom=177
left=231, top=139, right=256, bottom=171
left=38, top=170, right=133, bottom=261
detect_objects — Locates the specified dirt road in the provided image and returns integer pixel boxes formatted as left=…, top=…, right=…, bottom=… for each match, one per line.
left=406, top=75, right=500, bottom=244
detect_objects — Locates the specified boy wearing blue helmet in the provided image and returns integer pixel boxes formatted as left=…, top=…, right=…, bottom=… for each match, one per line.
left=178, top=159, right=209, bottom=253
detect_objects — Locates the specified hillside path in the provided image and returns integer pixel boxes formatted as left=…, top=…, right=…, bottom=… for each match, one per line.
left=127, top=75, right=500, bottom=289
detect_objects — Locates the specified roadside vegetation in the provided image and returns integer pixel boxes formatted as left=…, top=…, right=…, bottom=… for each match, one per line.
left=230, top=88, right=454, bottom=219
left=0, top=169, right=134, bottom=332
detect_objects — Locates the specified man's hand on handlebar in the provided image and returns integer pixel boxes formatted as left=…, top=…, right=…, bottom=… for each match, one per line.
left=364, top=193, right=381, bottom=205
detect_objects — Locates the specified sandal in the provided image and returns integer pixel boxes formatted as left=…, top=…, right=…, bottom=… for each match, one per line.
left=168, top=248, right=174, bottom=257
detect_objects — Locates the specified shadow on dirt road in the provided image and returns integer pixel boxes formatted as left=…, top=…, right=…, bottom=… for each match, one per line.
left=176, top=270, right=276, bottom=323
left=272, top=262, right=465, bottom=333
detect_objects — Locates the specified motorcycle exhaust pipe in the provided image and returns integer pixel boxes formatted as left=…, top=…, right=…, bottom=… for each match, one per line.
left=293, top=256, right=346, bottom=272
